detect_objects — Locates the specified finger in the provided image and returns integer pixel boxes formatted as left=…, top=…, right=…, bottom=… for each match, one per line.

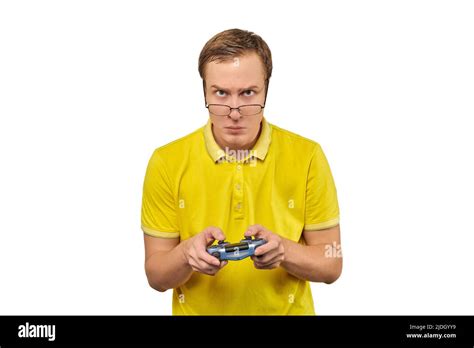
left=192, top=243, right=221, bottom=267
left=253, top=248, right=280, bottom=263
left=201, top=268, right=218, bottom=276
left=244, top=224, right=265, bottom=238
left=205, top=226, right=226, bottom=243
left=202, top=260, right=228, bottom=275
left=253, top=253, right=282, bottom=267
left=188, top=259, right=199, bottom=271
left=202, top=261, right=228, bottom=275
left=195, top=259, right=220, bottom=275
left=198, top=249, right=221, bottom=267
left=254, top=260, right=281, bottom=270
left=189, top=257, right=218, bottom=275
left=254, top=240, right=278, bottom=256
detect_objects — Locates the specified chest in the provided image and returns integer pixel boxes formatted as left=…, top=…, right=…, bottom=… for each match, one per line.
left=175, top=158, right=308, bottom=241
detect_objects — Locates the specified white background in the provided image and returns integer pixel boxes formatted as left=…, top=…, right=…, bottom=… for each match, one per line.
left=1, top=0, right=473, bottom=315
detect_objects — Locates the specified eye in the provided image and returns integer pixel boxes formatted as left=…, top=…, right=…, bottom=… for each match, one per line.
left=242, top=90, right=255, bottom=97
left=215, top=90, right=227, bottom=97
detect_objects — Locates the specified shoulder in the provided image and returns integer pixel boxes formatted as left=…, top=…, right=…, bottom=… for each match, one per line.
left=145, top=125, right=206, bottom=178
left=150, top=125, right=205, bottom=160
left=269, top=122, right=322, bottom=156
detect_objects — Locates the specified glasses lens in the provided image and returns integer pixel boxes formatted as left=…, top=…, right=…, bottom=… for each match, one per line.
left=208, top=105, right=230, bottom=116
left=239, top=105, right=262, bottom=116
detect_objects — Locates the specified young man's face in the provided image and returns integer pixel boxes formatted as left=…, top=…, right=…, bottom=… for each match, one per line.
left=204, top=51, right=266, bottom=151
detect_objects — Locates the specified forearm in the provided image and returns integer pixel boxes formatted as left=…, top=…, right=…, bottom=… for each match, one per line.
left=280, top=238, right=342, bottom=284
left=145, top=240, right=193, bottom=292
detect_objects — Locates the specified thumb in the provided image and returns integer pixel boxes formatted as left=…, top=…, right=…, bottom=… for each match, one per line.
left=204, top=226, right=225, bottom=243
left=244, top=224, right=263, bottom=238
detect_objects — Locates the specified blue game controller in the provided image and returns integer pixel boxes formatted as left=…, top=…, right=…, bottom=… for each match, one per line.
left=207, top=236, right=267, bottom=261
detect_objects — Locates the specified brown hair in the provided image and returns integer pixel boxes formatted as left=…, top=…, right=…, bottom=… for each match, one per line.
left=198, top=28, right=273, bottom=100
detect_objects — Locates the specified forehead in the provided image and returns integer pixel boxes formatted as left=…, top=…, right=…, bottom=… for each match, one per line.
left=205, top=52, right=266, bottom=87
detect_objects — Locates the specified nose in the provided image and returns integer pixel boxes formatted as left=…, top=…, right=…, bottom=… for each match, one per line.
left=228, top=95, right=241, bottom=120
left=228, top=107, right=241, bottom=121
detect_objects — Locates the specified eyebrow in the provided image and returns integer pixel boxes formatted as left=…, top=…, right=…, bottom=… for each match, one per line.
left=210, top=85, right=261, bottom=92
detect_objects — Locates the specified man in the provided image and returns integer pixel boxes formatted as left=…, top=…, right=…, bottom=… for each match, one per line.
left=141, top=28, right=342, bottom=315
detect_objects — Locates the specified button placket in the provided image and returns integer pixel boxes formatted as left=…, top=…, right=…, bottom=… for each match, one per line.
left=232, top=162, right=244, bottom=219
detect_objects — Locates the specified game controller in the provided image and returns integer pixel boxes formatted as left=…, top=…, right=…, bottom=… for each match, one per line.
left=207, top=236, right=267, bottom=261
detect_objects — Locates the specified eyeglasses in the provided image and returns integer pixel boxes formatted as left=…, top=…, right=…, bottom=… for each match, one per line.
left=206, top=104, right=264, bottom=117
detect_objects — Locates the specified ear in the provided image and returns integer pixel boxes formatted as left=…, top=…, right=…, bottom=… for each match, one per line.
left=263, top=78, right=270, bottom=105
left=202, top=80, right=208, bottom=106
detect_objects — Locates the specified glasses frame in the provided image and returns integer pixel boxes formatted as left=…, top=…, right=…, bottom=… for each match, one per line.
left=202, top=78, right=270, bottom=117
left=205, top=103, right=265, bottom=117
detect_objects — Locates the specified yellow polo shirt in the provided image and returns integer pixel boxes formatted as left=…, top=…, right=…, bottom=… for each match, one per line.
left=141, top=118, right=339, bottom=315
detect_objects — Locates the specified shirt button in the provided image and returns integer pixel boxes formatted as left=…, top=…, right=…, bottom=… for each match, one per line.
left=236, top=202, right=241, bottom=209
left=236, top=165, right=242, bottom=171
left=235, top=183, right=241, bottom=190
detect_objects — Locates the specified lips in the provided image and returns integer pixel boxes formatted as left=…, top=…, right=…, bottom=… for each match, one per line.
left=224, top=126, right=245, bottom=134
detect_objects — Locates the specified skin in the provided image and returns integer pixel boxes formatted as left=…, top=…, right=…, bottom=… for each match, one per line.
left=204, top=52, right=266, bottom=152
left=144, top=51, right=342, bottom=293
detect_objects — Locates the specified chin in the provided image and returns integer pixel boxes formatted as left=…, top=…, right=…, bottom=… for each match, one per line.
left=223, top=135, right=250, bottom=149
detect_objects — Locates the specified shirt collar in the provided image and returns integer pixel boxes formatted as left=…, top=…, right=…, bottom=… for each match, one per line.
left=203, top=117, right=272, bottom=163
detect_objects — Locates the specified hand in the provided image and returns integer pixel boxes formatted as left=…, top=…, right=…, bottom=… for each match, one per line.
left=182, top=226, right=228, bottom=276
left=245, top=224, right=285, bottom=270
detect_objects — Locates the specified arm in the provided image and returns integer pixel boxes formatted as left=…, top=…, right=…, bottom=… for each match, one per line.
left=281, top=142, right=341, bottom=283
left=144, top=235, right=192, bottom=292
left=246, top=224, right=342, bottom=284
left=144, top=227, right=229, bottom=292
left=280, top=225, right=342, bottom=284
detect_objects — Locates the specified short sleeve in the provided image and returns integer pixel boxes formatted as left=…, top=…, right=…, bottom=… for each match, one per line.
left=304, top=144, right=340, bottom=231
left=141, top=149, right=180, bottom=238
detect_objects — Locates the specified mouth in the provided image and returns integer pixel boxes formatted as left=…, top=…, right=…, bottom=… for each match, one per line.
left=224, top=126, right=245, bottom=134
